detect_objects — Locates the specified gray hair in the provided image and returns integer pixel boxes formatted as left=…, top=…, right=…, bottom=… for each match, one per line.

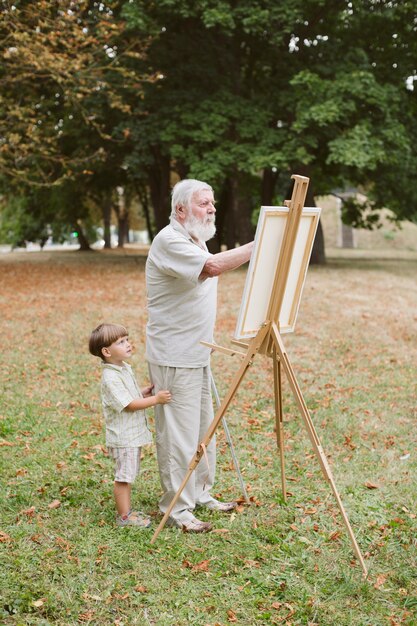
left=171, top=179, right=213, bottom=218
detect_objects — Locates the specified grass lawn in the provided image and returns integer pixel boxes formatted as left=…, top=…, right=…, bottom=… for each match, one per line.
left=0, top=249, right=416, bottom=625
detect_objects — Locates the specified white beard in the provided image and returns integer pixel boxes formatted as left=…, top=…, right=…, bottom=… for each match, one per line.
left=184, top=213, right=216, bottom=242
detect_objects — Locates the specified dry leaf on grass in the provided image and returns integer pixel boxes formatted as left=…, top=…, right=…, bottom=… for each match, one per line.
left=182, top=559, right=211, bottom=572
left=32, top=599, right=45, bottom=608
left=374, top=574, right=387, bottom=589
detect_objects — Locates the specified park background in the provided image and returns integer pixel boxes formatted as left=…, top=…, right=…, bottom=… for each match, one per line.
left=0, top=1, right=416, bottom=625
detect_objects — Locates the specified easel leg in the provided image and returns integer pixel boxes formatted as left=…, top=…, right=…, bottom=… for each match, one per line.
left=150, top=323, right=271, bottom=544
left=273, top=347, right=287, bottom=502
left=271, top=324, right=368, bottom=577
left=211, top=374, right=250, bottom=504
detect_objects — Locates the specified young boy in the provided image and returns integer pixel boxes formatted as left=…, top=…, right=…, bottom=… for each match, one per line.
left=89, top=323, right=171, bottom=528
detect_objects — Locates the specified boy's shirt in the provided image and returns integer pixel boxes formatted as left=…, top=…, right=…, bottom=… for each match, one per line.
left=101, top=361, right=153, bottom=448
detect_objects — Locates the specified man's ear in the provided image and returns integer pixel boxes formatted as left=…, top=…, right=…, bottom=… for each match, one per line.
left=101, top=346, right=111, bottom=358
left=176, top=204, right=186, bottom=220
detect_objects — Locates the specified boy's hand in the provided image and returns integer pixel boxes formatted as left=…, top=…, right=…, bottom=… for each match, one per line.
left=142, top=385, right=154, bottom=397
left=156, top=390, right=172, bottom=405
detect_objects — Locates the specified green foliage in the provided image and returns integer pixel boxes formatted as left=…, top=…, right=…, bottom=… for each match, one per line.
left=0, top=0, right=154, bottom=244
left=1, top=0, right=417, bottom=248
left=122, top=0, right=417, bottom=234
left=0, top=182, right=99, bottom=248
left=0, top=195, right=50, bottom=248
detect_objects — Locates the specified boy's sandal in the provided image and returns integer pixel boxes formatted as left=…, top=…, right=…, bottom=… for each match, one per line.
left=116, top=511, right=151, bottom=528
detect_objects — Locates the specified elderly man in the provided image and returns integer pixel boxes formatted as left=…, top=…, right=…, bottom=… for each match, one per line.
left=146, top=179, right=253, bottom=533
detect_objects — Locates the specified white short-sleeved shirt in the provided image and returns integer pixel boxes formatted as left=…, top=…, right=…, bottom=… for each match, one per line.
left=101, top=361, right=153, bottom=448
left=145, top=218, right=218, bottom=367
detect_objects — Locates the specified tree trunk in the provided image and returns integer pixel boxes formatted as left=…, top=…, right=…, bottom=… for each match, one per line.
left=117, top=214, right=130, bottom=247
left=114, top=187, right=130, bottom=248
left=233, top=172, right=255, bottom=245
left=148, top=151, right=171, bottom=234
left=138, top=183, right=154, bottom=242
left=222, top=177, right=237, bottom=250
left=236, top=194, right=255, bottom=244
left=310, top=219, right=325, bottom=265
left=75, top=222, right=91, bottom=251
left=291, top=167, right=326, bottom=265
left=102, top=194, right=112, bottom=249
left=305, top=181, right=326, bottom=265
left=261, top=168, right=279, bottom=205
left=219, top=174, right=254, bottom=250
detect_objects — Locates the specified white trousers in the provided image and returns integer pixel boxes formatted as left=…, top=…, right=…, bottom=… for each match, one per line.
left=148, top=364, right=216, bottom=522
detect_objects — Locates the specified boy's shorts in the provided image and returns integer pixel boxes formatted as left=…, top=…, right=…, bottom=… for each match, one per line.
left=107, top=447, right=141, bottom=483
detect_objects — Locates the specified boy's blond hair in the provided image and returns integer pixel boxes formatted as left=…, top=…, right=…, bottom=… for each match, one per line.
left=89, top=323, right=128, bottom=361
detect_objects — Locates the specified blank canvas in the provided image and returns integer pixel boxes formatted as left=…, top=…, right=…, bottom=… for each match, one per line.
left=234, top=206, right=321, bottom=339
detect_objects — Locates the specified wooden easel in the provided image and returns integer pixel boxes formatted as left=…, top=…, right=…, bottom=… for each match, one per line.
left=151, top=176, right=368, bottom=577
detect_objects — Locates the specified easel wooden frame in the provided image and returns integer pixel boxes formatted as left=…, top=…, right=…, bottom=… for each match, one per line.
left=151, top=175, right=368, bottom=577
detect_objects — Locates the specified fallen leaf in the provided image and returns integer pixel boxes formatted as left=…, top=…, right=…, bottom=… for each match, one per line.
left=0, top=531, right=12, bottom=542
left=192, top=559, right=210, bottom=572
left=304, top=507, right=317, bottom=515
left=19, top=506, right=36, bottom=518
left=32, top=599, right=45, bottom=607
left=374, top=574, right=387, bottom=589
left=82, top=452, right=96, bottom=461
left=48, top=499, right=61, bottom=509
left=78, top=610, right=95, bottom=622
left=364, top=482, right=379, bottom=489
left=182, top=559, right=211, bottom=572
left=227, top=609, right=237, bottom=622
left=328, top=531, right=341, bottom=541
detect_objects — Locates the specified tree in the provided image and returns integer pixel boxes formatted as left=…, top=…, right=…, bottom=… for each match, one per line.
left=286, top=0, right=417, bottom=228
left=0, top=180, right=97, bottom=249
left=0, top=0, right=152, bottom=247
left=123, top=0, right=417, bottom=261
left=1, top=1, right=415, bottom=257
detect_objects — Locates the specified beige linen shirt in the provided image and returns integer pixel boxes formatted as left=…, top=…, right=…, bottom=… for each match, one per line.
left=101, top=362, right=153, bottom=448
left=145, top=218, right=218, bottom=367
